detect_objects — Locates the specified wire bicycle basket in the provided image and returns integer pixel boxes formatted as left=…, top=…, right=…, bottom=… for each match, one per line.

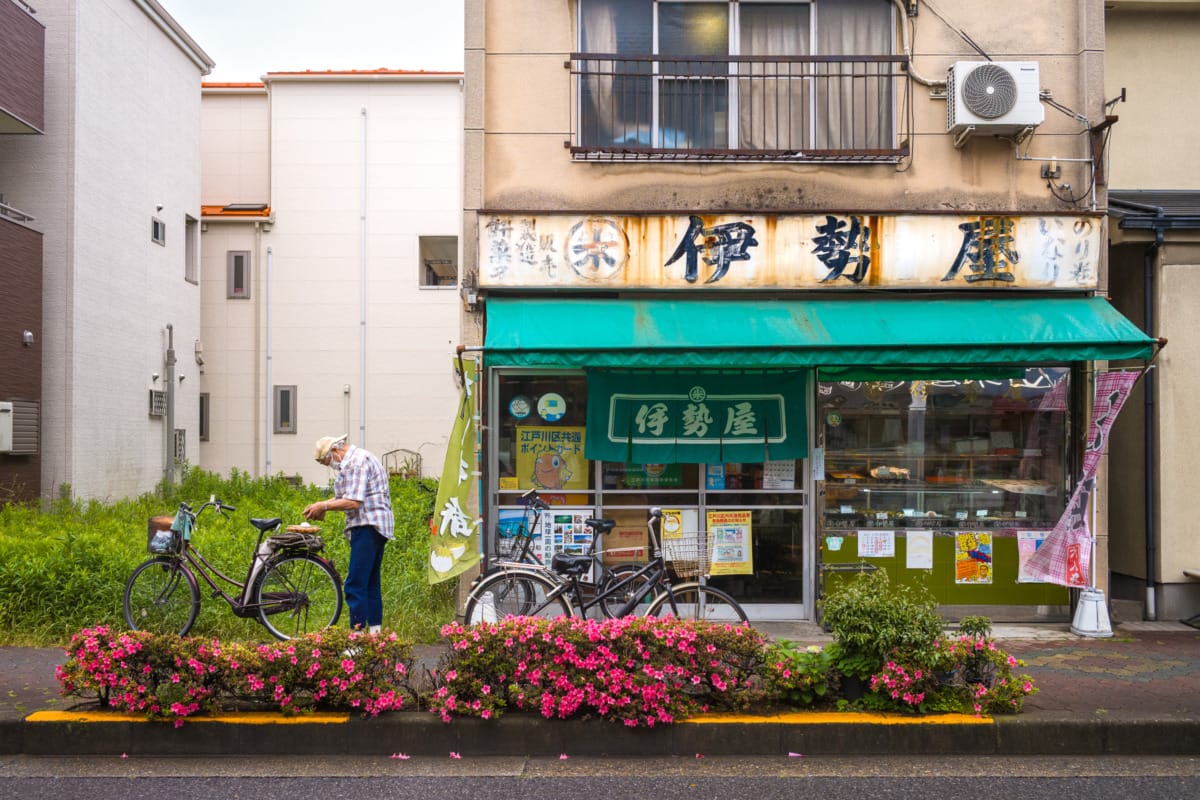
left=662, top=532, right=712, bottom=580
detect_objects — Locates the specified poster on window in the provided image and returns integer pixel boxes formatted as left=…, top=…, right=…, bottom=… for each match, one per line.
left=516, top=426, right=588, bottom=491
left=858, top=530, right=895, bottom=558
left=538, top=509, right=597, bottom=581
left=906, top=530, right=934, bottom=570
left=706, top=510, right=753, bottom=576
left=1017, top=530, right=1051, bottom=583
left=955, top=532, right=993, bottom=584
left=762, top=460, right=796, bottom=490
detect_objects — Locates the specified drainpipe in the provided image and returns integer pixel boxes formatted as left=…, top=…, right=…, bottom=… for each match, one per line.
left=164, top=324, right=176, bottom=485
left=265, top=246, right=273, bottom=476
left=1143, top=226, right=1163, bottom=620
left=360, top=106, right=368, bottom=448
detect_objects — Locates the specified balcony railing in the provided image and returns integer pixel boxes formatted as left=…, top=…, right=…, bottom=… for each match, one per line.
left=569, top=53, right=908, bottom=163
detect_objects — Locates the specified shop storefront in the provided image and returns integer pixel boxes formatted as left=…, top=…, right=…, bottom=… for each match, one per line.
left=469, top=213, right=1157, bottom=622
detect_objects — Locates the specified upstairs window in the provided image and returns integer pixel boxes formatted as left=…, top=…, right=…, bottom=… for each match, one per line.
left=420, top=236, right=458, bottom=287
left=227, top=251, right=251, bottom=298
left=574, top=0, right=902, bottom=161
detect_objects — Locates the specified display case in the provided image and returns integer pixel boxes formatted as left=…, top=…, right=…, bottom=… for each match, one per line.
left=820, top=375, right=1070, bottom=534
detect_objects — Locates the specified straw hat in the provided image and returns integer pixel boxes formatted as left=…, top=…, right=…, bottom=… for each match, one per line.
left=313, top=434, right=348, bottom=462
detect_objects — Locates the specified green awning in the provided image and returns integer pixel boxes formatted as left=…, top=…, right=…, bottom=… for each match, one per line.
left=484, top=296, right=1156, bottom=368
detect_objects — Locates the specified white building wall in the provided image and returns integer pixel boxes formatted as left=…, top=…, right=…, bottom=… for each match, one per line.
left=0, top=0, right=210, bottom=501
left=199, top=75, right=463, bottom=486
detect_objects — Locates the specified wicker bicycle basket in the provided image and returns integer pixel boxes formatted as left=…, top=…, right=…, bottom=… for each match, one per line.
left=662, top=534, right=711, bottom=580
left=268, top=526, right=326, bottom=551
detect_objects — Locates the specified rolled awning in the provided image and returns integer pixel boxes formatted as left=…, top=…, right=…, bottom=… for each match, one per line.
left=483, top=296, right=1157, bottom=368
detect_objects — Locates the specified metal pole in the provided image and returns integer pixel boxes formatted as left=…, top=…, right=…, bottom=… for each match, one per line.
left=266, top=246, right=273, bottom=475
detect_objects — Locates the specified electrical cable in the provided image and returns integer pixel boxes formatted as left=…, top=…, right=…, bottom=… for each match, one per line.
left=922, top=0, right=994, bottom=61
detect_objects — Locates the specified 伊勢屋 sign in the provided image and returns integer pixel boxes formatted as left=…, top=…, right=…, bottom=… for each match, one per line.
left=585, top=370, right=808, bottom=464
left=479, top=213, right=1101, bottom=291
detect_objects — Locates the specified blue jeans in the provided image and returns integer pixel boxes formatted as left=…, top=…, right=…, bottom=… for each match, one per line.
left=345, top=525, right=387, bottom=629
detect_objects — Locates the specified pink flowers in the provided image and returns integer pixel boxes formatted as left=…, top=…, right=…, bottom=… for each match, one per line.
left=430, top=615, right=762, bottom=728
left=56, top=626, right=414, bottom=722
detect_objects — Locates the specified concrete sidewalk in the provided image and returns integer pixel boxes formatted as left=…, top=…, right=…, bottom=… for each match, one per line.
left=3, top=621, right=1198, bottom=757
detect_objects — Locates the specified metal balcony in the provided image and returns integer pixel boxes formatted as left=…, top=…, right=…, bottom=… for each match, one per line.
left=569, top=53, right=908, bottom=163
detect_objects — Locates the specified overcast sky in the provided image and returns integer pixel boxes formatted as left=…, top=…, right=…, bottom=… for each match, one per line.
left=162, top=0, right=465, bottom=82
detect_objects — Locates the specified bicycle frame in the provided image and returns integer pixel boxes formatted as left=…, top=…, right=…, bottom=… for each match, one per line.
left=483, top=508, right=688, bottom=619
left=168, top=500, right=293, bottom=619
left=492, top=487, right=549, bottom=568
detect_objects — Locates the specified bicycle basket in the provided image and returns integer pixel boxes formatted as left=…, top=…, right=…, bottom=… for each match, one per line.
left=146, top=515, right=181, bottom=554
left=267, top=527, right=325, bottom=551
left=662, top=534, right=711, bottom=580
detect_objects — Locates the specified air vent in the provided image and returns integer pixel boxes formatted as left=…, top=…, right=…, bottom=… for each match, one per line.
left=960, top=63, right=1018, bottom=119
left=149, top=389, right=167, bottom=417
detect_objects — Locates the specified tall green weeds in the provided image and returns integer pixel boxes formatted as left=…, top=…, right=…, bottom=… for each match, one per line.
left=0, top=468, right=453, bottom=646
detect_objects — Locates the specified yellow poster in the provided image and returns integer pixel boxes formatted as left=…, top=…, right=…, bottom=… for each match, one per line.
left=661, top=509, right=685, bottom=540
left=515, top=426, right=588, bottom=491
left=707, top=510, right=753, bottom=576
left=955, top=531, right=993, bottom=584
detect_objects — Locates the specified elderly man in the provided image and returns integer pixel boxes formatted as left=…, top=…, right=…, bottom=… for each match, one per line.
left=304, top=435, right=394, bottom=633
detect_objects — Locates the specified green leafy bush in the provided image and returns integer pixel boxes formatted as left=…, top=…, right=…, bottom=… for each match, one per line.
left=820, top=570, right=943, bottom=681
left=761, top=638, right=835, bottom=708
left=0, top=468, right=453, bottom=645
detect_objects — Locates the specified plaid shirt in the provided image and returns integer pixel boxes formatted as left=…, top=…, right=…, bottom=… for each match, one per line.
left=333, top=444, right=394, bottom=540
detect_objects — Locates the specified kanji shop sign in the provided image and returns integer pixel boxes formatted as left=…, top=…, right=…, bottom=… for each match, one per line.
left=477, top=213, right=1100, bottom=290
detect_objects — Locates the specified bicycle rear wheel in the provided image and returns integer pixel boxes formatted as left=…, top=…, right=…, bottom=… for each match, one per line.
left=463, top=570, right=570, bottom=624
left=123, top=557, right=200, bottom=636
left=643, top=582, right=748, bottom=624
left=253, top=553, right=343, bottom=640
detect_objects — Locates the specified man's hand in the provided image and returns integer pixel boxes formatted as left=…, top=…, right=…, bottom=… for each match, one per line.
left=303, top=501, right=328, bottom=521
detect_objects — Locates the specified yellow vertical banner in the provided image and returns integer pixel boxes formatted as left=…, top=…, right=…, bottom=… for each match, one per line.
left=428, top=359, right=480, bottom=584
left=707, top=510, right=753, bottom=576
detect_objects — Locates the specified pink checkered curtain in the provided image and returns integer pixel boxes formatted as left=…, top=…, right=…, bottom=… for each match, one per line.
left=1020, top=371, right=1141, bottom=587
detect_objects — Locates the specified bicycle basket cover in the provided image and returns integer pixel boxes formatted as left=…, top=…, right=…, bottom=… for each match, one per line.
left=146, top=516, right=180, bottom=554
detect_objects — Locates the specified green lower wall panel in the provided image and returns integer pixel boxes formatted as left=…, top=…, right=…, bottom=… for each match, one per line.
left=820, top=530, right=1068, bottom=605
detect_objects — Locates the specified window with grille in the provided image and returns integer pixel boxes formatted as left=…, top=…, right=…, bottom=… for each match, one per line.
left=420, top=236, right=458, bottom=287
left=574, top=0, right=902, bottom=161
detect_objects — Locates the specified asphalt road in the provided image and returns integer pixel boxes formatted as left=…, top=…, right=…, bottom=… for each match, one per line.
left=1, top=755, right=1198, bottom=799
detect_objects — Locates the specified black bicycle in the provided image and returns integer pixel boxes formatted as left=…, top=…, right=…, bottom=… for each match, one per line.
left=483, top=488, right=653, bottom=620
left=463, top=507, right=747, bottom=624
left=123, top=496, right=344, bottom=640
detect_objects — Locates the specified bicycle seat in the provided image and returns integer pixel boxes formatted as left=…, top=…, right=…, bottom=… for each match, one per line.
left=551, top=552, right=593, bottom=576
left=250, top=518, right=283, bottom=532
left=584, top=518, right=615, bottom=534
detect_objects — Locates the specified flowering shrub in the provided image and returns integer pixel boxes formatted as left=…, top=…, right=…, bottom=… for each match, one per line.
left=430, top=616, right=765, bottom=727
left=56, top=625, right=414, bottom=723
left=761, top=639, right=835, bottom=708
left=864, top=633, right=1038, bottom=715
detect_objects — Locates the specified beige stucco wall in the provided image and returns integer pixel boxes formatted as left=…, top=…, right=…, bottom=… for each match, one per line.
left=471, top=0, right=1096, bottom=217
left=1155, top=251, right=1200, bottom=583
left=1105, top=7, right=1200, bottom=190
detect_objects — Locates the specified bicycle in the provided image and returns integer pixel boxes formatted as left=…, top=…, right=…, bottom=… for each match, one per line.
left=485, top=488, right=653, bottom=619
left=123, top=496, right=344, bottom=640
left=463, top=507, right=748, bottom=624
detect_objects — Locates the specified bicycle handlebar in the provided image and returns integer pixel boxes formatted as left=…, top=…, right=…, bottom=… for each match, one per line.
left=521, top=487, right=550, bottom=511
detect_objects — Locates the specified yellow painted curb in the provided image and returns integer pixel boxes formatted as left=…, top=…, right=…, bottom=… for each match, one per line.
left=684, top=711, right=993, bottom=725
left=26, top=710, right=349, bottom=725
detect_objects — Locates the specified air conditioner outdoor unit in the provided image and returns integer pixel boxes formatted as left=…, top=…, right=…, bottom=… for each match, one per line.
left=947, top=61, right=1044, bottom=147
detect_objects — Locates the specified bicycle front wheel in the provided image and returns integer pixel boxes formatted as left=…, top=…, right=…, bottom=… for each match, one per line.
left=253, top=553, right=343, bottom=640
left=643, top=582, right=748, bottom=624
left=123, top=557, right=200, bottom=636
left=463, top=570, right=570, bottom=624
